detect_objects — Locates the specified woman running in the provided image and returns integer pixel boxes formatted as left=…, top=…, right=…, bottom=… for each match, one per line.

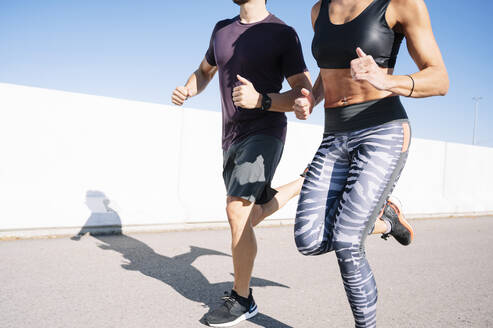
left=293, top=0, right=448, bottom=327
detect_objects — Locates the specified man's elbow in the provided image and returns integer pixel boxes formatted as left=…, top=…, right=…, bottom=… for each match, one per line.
left=438, top=74, right=449, bottom=96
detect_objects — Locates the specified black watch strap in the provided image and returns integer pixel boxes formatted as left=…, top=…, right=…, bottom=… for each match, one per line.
left=261, top=93, right=272, bottom=111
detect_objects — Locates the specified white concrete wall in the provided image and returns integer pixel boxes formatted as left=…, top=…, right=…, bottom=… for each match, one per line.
left=1, top=83, right=492, bottom=231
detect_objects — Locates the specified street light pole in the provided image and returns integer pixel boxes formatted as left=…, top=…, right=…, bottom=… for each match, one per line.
left=472, top=97, right=482, bottom=145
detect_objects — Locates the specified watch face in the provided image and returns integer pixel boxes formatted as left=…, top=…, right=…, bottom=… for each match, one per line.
left=262, top=94, right=272, bottom=111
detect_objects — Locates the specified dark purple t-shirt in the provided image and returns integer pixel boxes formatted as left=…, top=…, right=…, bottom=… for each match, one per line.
left=205, top=14, right=307, bottom=151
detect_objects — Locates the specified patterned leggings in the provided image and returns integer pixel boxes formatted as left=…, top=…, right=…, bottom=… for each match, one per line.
left=294, top=120, right=410, bottom=328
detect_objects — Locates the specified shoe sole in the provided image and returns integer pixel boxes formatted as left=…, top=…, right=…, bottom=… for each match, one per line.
left=207, top=305, right=258, bottom=327
left=388, top=195, right=403, bottom=210
left=389, top=201, right=414, bottom=245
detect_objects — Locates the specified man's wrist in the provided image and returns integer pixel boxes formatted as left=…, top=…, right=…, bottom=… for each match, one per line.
left=260, top=93, right=272, bottom=111
left=256, top=92, right=262, bottom=108
left=185, top=85, right=194, bottom=98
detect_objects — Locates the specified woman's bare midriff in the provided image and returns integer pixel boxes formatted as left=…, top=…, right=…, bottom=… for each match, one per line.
left=321, top=67, right=395, bottom=108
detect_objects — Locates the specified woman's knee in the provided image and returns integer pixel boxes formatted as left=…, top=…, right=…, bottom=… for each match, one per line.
left=294, top=233, right=331, bottom=256
left=294, top=209, right=333, bottom=256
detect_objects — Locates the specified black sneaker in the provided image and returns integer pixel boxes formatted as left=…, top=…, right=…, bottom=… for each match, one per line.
left=381, top=199, right=414, bottom=246
left=205, top=289, right=258, bottom=327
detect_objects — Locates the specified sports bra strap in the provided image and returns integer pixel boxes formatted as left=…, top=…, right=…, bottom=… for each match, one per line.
left=319, top=0, right=329, bottom=19
left=320, top=0, right=329, bottom=11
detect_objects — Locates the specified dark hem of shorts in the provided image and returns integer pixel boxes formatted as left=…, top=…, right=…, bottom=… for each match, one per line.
left=227, top=194, right=255, bottom=205
left=227, top=189, right=279, bottom=205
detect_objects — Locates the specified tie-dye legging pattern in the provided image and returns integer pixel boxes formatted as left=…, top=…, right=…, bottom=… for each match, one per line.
left=294, top=120, right=410, bottom=328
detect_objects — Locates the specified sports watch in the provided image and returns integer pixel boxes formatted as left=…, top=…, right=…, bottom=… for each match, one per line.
left=260, top=93, right=272, bottom=111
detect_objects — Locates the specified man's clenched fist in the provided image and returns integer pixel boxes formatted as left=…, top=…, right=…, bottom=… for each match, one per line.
left=172, top=86, right=190, bottom=106
left=232, top=75, right=261, bottom=109
left=293, top=88, right=314, bottom=120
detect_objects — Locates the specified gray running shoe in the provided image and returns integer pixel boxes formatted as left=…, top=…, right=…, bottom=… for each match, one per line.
left=205, top=289, right=258, bottom=327
left=381, top=199, right=414, bottom=246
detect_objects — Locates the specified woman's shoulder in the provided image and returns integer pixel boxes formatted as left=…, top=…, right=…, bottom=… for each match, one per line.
left=311, top=1, right=322, bottom=27
left=388, top=0, right=428, bottom=18
left=312, top=1, right=322, bottom=17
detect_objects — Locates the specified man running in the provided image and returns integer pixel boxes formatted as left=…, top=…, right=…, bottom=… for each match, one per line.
left=171, top=0, right=311, bottom=326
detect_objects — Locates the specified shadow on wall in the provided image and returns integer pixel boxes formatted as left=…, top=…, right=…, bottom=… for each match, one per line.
left=72, top=191, right=122, bottom=240
left=71, top=191, right=293, bottom=328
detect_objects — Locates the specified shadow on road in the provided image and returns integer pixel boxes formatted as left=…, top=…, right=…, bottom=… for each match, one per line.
left=71, top=191, right=293, bottom=328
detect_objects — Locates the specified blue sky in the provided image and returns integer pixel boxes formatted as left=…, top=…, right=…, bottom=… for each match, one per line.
left=1, top=0, right=492, bottom=147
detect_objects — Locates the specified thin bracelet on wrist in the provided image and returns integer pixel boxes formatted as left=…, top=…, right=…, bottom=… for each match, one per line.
left=406, top=75, right=415, bottom=97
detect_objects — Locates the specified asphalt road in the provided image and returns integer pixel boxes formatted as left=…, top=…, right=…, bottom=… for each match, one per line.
left=1, top=216, right=492, bottom=328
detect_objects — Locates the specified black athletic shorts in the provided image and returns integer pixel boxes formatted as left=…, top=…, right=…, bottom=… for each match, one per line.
left=223, top=134, right=284, bottom=205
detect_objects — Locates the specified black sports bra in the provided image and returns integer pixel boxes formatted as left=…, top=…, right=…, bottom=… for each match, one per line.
left=312, top=0, right=404, bottom=69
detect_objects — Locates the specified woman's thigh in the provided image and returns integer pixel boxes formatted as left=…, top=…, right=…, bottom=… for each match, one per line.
left=332, top=121, right=410, bottom=268
left=295, top=134, right=350, bottom=255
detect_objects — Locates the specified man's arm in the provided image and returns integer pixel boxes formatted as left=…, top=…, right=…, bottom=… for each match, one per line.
left=171, top=57, right=218, bottom=106
left=311, top=73, right=324, bottom=107
left=231, top=71, right=313, bottom=112
left=291, top=72, right=324, bottom=120
left=269, top=71, right=313, bottom=112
